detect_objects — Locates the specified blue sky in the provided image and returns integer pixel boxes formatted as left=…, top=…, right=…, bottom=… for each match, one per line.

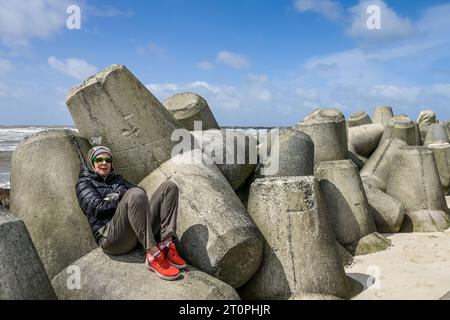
left=0, top=0, right=450, bottom=126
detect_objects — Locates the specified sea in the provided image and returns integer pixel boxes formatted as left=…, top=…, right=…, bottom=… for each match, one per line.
left=0, top=126, right=76, bottom=189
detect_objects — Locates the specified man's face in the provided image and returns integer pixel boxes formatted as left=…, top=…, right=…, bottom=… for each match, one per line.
left=93, top=152, right=112, bottom=177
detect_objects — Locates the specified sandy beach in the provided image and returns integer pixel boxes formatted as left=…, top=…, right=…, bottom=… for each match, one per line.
left=347, top=229, right=450, bottom=300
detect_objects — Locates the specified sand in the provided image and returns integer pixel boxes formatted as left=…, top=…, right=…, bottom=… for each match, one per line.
left=346, top=229, right=450, bottom=300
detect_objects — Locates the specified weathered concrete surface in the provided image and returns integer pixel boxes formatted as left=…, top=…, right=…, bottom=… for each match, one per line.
left=52, top=248, right=239, bottom=300
left=363, top=182, right=406, bottom=233
left=294, top=108, right=348, bottom=166
left=347, top=123, right=385, bottom=158
left=386, top=146, right=450, bottom=232
left=239, top=176, right=362, bottom=300
left=315, top=160, right=377, bottom=245
left=259, top=128, right=314, bottom=177
left=424, top=123, right=449, bottom=146
left=348, top=111, right=372, bottom=128
left=380, top=115, right=417, bottom=145
left=138, top=150, right=263, bottom=288
left=347, top=231, right=450, bottom=300
left=417, top=110, right=437, bottom=144
left=344, top=232, right=392, bottom=256
left=348, top=150, right=367, bottom=170
left=10, top=130, right=97, bottom=279
left=0, top=208, right=57, bottom=300
left=428, top=142, right=450, bottom=194
left=163, top=92, right=219, bottom=131
left=337, top=243, right=355, bottom=267
left=372, top=106, right=393, bottom=125
left=440, top=291, right=450, bottom=300
left=190, top=129, right=257, bottom=190
left=360, top=138, right=408, bottom=192
left=67, top=64, right=182, bottom=184
left=0, top=188, right=9, bottom=208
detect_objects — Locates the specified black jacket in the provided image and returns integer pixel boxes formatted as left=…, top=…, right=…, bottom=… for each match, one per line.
left=76, top=165, right=135, bottom=244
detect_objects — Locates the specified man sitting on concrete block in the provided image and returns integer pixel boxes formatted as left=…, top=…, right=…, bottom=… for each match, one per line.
left=76, top=146, right=186, bottom=281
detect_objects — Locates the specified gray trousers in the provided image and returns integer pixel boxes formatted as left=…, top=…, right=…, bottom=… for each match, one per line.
left=99, top=181, right=179, bottom=255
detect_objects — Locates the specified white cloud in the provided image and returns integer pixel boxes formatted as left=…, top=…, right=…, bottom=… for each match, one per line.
left=137, top=42, right=167, bottom=58
left=0, top=0, right=72, bottom=47
left=86, top=5, right=134, bottom=17
left=369, top=85, right=421, bottom=104
left=294, top=0, right=344, bottom=22
left=216, top=51, right=250, bottom=70
left=196, top=60, right=214, bottom=71
left=146, top=83, right=178, bottom=98
left=347, top=0, right=414, bottom=42
left=47, top=56, right=98, bottom=80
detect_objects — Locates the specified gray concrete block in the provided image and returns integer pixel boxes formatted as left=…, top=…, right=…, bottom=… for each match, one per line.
left=348, top=111, right=372, bottom=128
left=67, top=64, right=182, bottom=184
left=163, top=92, right=219, bottom=131
left=52, top=248, right=239, bottom=300
left=10, top=130, right=97, bottom=279
left=348, top=123, right=385, bottom=158
left=0, top=208, right=56, bottom=300
left=372, top=106, right=393, bottom=125
left=239, top=176, right=362, bottom=300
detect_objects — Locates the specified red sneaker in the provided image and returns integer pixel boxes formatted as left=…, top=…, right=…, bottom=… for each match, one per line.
left=159, top=241, right=187, bottom=269
left=145, top=251, right=181, bottom=280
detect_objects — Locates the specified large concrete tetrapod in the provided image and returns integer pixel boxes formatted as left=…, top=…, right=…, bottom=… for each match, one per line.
left=293, top=108, right=348, bottom=166
left=347, top=123, right=385, bottom=158
left=52, top=248, right=239, bottom=300
left=0, top=208, right=57, bottom=300
left=372, top=106, right=393, bottom=125
left=138, top=150, right=263, bottom=288
left=190, top=129, right=257, bottom=190
left=424, top=123, right=449, bottom=146
left=363, top=182, right=406, bottom=233
left=315, top=160, right=390, bottom=255
left=348, top=111, right=372, bottom=128
left=67, top=64, right=182, bottom=184
left=10, top=130, right=97, bottom=279
left=360, top=138, right=408, bottom=191
left=386, top=146, right=450, bottom=232
left=428, top=142, right=450, bottom=194
left=417, top=110, right=437, bottom=144
left=239, top=176, right=362, bottom=300
left=163, top=92, right=219, bottom=131
left=380, top=115, right=417, bottom=145
left=258, top=128, right=314, bottom=177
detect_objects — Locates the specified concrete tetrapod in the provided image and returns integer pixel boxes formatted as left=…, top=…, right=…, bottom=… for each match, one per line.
left=363, top=182, right=406, bottom=233
left=190, top=129, right=257, bottom=190
left=417, top=110, right=437, bottom=144
left=138, top=150, right=263, bottom=288
left=258, top=128, right=314, bottom=177
left=427, top=142, right=450, bottom=194
left=163, top=92, right=219, bottom=131
left=386, top=146, right=450, bottom=232
left=238, top=176, right=362, bottom=300
left=314, top=160, right=390, bottom=255
left=293, top=108, right=348, bottom=166
left=66, top=64, right=182, bottom=184
left=360, top=138, right=408, bottom=192
left=380, top=115, right=417, bottom=145
left=0, top=208, right=57, bottom=300
left=372, top=106, right=393, bottom=125
left=348, top=111, right=372, bottom=127
left=347, top=123, right=385, bottom=158
left=52, top=248, right=239, bottom=300
left=424, top=123, right=449, bottom=146
left=10, top=130, right=97, bottom=279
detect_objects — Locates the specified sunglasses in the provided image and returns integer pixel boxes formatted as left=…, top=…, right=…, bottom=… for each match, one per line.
left=94, top=157, right=112, bottom=164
